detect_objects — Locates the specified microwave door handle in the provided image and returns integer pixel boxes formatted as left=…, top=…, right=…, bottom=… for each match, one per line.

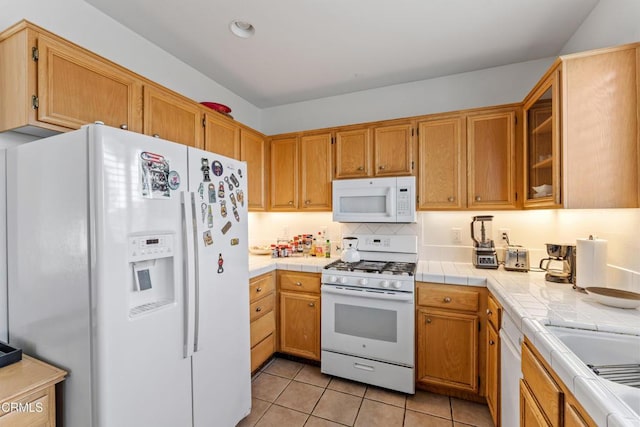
left=386, top=188, right=395, bottom=217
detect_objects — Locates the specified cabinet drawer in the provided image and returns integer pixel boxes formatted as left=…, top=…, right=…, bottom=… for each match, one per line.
left=251, top=311, right=276, bottom=347
left=250, top=293, right=275, bottom=322
left=251, top=334, right=275, bottom=372
left=487, top=293, right=501, bottom=330
left=0, top=392, right=50, bottom=426
left=250, top=272, right=275, bottom=303
left=522, top=343, right=562, bottom=427
left=279, top=271, right=321, bottom=294
left=417, top=286, right=479, bottom=312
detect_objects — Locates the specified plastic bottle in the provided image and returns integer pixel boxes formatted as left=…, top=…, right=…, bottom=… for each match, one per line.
left=310, top=237, right=317, bottom=256
left=325, top=240, right=331, bottom=258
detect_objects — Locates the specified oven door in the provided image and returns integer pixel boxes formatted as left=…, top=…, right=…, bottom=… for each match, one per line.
left=321, top=285, right=414, bottom=366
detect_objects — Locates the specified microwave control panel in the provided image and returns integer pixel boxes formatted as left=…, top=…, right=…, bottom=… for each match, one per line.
left=395, top=177, right=415, bottom=222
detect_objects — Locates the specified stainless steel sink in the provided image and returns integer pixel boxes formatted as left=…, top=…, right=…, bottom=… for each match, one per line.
left=546, top=326, right=640, bottom=417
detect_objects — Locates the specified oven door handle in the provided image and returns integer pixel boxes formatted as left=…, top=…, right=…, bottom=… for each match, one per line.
left=321, top=285, right=414, bottom=302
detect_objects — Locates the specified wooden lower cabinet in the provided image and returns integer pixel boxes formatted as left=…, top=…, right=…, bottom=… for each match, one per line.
left=521, top=338, right=596, bottom=427
left=0, top=355, right=66, bottom=427
left=277, top=271, right=321, bottom=361
left=486, top=293, right=502, bottom=426
left=249, top=272, right=276, bottom=372
left=415, top=282, right=487, bottom=400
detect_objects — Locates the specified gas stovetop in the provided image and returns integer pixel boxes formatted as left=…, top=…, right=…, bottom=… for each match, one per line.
left=324, top=259, right=417, bottom=276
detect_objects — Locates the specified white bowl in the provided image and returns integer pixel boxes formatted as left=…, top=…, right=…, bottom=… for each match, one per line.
left=532, top=184, right=552, bottom=196
left=585, top=287, right=640, bottom=309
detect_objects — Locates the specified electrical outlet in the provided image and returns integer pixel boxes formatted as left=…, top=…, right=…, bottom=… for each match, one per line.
left=452, top=227, right=462, bottom=243
left=499, top=228, right=510, bottom=243
left=321, top=226, right=328, bottom=238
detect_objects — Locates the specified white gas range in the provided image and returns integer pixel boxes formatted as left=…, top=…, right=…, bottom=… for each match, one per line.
left=320, top=234, right=417, bottom=394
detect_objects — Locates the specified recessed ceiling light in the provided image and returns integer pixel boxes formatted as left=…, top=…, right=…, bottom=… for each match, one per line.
left=229, top=20, right=255, bottom=38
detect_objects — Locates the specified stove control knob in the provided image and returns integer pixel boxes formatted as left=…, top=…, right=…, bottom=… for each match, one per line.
left=380, top=280, right=390, bottom=288
left=358, top=278, right=368, bottom=286
left=328, top=276, right=337, bottom=283
left=338, top=277, right=348, bottom=284
left=392, top=281, right=402, bottom=289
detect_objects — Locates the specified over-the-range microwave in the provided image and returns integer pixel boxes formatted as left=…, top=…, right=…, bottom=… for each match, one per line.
left=332, top=176, right=416, bottom=223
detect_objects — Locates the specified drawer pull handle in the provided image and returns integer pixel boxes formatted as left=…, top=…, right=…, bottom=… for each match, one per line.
left=426, top=318, right=432, bottom=324
left=475, top=196, right=481, bottom=202
left=120, top=124, right=128, bottom=130
left=378, top=165, right=385, bottom=170
left=308, top=302, right=315, bottom=307
left=489, top=340, right=495, bottom=345
left=295, top=282, right=302, bottom=286
left=354, top=362, right=374, bottom=372
left=256, top=307, right=262, bottom=312
left=152, top=133, right=160, bottom=138
left=448, top=196, right=454, bottom=202
left=443, top=297, right=452, bottom=303
left=288, top=200, right=294, bottom=205
left=256, top=287, right=262, bottom=292
left=304, top=200, right=311, bottom=205
left=357, top=166, right=364, bottom=171
left=486, top=309, right=492, bottom=315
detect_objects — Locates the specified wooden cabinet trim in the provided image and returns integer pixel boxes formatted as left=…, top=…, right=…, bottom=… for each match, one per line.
left=522, top=340, right=563, bottom=427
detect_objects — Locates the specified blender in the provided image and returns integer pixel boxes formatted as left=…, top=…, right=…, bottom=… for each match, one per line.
left=470, top=215, right=498, bottom=269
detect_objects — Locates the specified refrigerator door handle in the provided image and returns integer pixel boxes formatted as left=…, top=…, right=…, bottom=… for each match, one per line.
left=181, top=191, right=197, bottom=359
left=190, top=192, right=201, bottom=353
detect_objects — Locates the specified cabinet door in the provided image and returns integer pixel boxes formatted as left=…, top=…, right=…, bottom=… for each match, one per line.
left=37, top=33, right=142, bottom=132
left=373, top=123, right=413, bottom=176
left=416, top=309, right=478, bottom=392
left=300, top=133, right=332, bottom=210
left=143, top=86, right=202, bottom=148
left=279, top=292, right=320, bottom=360
left=564, top=402, right=590, bottom=427
left=417, top=117, right=465, bottom=209
left=334, top=128, right=372, bottom=178
left=241, top=129, right=268, bottom=211
left=269, top=136, right=299, bottom=210
left=203, top=112, right=240, bottom=159
left=486, top=324, right=500, bottom=426
left=521, top=380, right=552, bottom=427
left=467, top=110, right=517, bottom=209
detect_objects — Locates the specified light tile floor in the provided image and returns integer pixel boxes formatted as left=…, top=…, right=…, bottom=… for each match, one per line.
left=238, top=357, right=495, bottom=427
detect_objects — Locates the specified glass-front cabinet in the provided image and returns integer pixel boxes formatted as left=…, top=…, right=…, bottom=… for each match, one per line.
left=523, top=68, right=561, bottom=208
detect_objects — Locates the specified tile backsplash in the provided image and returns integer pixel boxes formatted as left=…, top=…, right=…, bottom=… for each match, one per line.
left=248, top=208, right=640, bottom=289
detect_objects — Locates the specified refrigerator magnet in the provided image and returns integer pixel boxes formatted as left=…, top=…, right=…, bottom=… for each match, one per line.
left=217, top=253, right=224, bottom=273
left=203, top=231, right=213, bottom=246
left=220, top=200, right=227, bottom=217
left=221, top=221, right=232, bottom=235
left=207, top=205, right=213, bottom=228
left=218, top=181, right=225, bottom=199
left=237, top=169, right=243, bottom=178
left=140, top=151, right=170, bottom=199
left=230, top=173, right=240, bottom=188
left=229, top=192, right=237, bottom=207
left=200, top=158, right=211, bottom=182
left=224, top=176, right=234, bottom=191
left=233, top=206, right=240, bottom=222
left=230, top=238, right=239, bottom=246
left=208, top=183, right=216, bottom=203
left=236, top=190, right=244, bottom=206
left=211, top=160, right=223, bottom=176
left=167, top=171, right=180, bottom=190
left=198, top=182, right=205, bottom=200
left=201, top=203, right=208, bottom=223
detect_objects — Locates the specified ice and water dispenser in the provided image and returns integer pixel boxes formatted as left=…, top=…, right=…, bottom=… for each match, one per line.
left=127, top=232, right=176, bottom=317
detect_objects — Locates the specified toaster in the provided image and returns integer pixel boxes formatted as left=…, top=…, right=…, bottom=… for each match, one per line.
left=504, top=246, right=530, bottom=272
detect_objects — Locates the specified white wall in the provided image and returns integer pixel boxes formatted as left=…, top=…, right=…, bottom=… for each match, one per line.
left=560, top=0, right=640, bottom=54
left=0, top=0, right=262, bottom=131
left=261, top=57, right=554, bottom=135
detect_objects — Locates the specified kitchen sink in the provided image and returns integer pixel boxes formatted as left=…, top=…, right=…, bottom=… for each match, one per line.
left=546, top=326, right=640, bottom=417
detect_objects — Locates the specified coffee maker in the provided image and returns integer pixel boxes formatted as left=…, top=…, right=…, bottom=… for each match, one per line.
left=539, top=243, right=576, bottom=283
left=470, top=215, right=498, bottom=269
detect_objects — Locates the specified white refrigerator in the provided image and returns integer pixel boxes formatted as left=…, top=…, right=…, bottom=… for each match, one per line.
left=7, top=124, right=251, bottom=427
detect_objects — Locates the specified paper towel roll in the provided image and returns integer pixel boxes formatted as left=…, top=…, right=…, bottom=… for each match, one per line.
left=576, top=237, right=608, bottom=287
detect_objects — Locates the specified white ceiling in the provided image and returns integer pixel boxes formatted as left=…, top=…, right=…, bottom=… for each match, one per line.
left=85, top=0, right=598, bottom=108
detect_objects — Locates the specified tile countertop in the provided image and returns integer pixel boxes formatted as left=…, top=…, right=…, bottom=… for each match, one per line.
left=250, top=256, right=640, bottom=426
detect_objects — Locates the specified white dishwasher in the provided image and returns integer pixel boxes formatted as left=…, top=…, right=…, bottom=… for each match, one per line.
left=500, top=310, right=523, bottom=427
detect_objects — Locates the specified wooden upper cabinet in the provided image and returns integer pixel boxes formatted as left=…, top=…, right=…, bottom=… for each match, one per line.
left=334, top=128, right=372, bottom=178
left=300, top=133, right=332, bottom=210
left=270, top=136, right=299, bottom=210
left=467, top=109, right=517, bottom=209
left=373, top=123, right=413, bottom=176
left=241, top=128, right=268, bottom=211
left=203, top=112, right=240, bottom=159
left=143, top=85, right=203, bottom=148
left=0, top=23, right=142, bottom=134
left=417, top=117, right=465, bottom=209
